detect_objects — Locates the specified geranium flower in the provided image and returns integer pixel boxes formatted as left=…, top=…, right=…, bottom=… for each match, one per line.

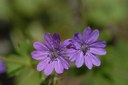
left=67, top=27, right=106, bottom=69
left=31, top=33, right=70, bottom=76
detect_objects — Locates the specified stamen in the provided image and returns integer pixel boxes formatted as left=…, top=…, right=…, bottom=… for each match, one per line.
left=49, top=49, right=60, bottom=61
left=81, top=44, right=89, bottom=54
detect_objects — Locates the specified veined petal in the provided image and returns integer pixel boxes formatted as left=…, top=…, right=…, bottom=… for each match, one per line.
left=61, top=39, right=72, bottom=48
left=84, top=53, right=93, bottom=69
left=69, top=50, right=80, bottom=62
left=75, top=52, right=84, bottom=68
left=55, top=59, right=64, bottom=74
left=90, top=48, right=106, bottom=55
left=37, top=58, right=49, bottom=71
left=87, top=29, right=99, bottom=44
left=33, top=42, right=48, bottom=51
left=53, top=33, right=60, bottom=44
left=59, top=57, right=70, bottom=69
left=72, top=40, right=81, bottom=49
left=83, top=27, right=92, bottom=41
left=53, top=33, right=60, bottom=48
left=31, top=51, right=48, bottom=60
left=44, top=33, right=53, bottom=42
left=65, top=49, right=77, bottom=56
left=89, top=53, right=101, bottom=66
left=74, top=32, right=83, bottom=43
left=44, top=62, right=54, bottom=76
left=44, top=33, right=54, bottom=48
left=90, top=40, right=106, bottom=48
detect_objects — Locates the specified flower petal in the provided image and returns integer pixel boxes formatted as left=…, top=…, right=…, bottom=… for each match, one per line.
left=69, top=50, right=80, bottom=62
left=0, top=61, right=6, bottom=73
left=37, top=58, right=49, bottom=71
left=65, top=49, right=77, bottom=56
left=90, top=40, right=106, bottom=48
left=44, top=33, right=54, bottom=48
left=53, top=33, right=60, bottom=48
left=44, top=33, right=53, bottom=42
left=83, top=27, right=92, bottom=41
left=90, top=48, right=106, bottom=55
left=53, top=33, right=60, bottom=44
left=61, top=39, right=72, bottom=48
left=74, top=32, right=83, bottom=43
left=44, top=62, right=54, bottom=76
left=55, top=59, right=64, bottom=74
left=31, top=51, right=48, bottom=60
left=89, top=53, right=101, bottom=66
left=87, top=29, right=99, bottom=44
left=59, top=57, right=70, bottom=69
left=84, top=53, right=93, bottom=69
left=71, top=40, right=81, bottom=49
left=33, top=42, right=48, bottom=51
left=75, top=52, right=84, bottom=68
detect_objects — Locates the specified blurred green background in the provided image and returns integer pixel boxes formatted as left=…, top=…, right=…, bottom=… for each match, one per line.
left=0, top=0, right=128, bottom=85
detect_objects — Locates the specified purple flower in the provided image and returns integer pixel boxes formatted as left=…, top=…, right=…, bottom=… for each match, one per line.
left=67, top=27, right=106, bottom=69
left=31, top=33, right=70, bottom=76
left=0, top=61, right=6, bottom=74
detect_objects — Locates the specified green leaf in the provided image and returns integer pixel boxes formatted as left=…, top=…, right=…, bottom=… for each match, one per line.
left=4, top=54, right=31, bottom=76
left=10, top=28, right=32, bottom=56
left=15, top=67, right=41, bottom=85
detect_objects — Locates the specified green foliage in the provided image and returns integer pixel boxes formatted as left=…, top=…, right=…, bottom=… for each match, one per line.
left=83, top=0, right=127, bottom=25
left=99, top=29, right=112, bottom=41
left=10, top=28, right=32, bottom=56
left=13, top=0, right=42, bottom=17
left=78, top=40, right=128, bottom=85
left=15, top=67, right=40, bottom=85
left=25, top=21, right=45, bottom=41
left=0, top=0, right=11, bottom=20
left=0, top=0, right=128, bottom=85
left=4, top=27, right=42, bottom=85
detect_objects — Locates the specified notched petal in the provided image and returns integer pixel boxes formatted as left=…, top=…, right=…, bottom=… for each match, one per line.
left=90, top=53, right=101, bottom=66
left=31, top=51, right=48, bottom=60
left=90, top=48, right=106, bottom=55
left=44, top=62, right=54, bottom=76
left=75, top=52, right=84, bottom=68
left=74, top=32, right=83, bottom=43
left=33, top=42, right=48, bottom=50
left=90, top=40, right=106, bottom=48
left=84, top=54, right=93, bottom=69
left=83, top=26, right=92, bottom=41
left=55, top=60, right=64, bottom=74
left=87, top=29, right=99, bottom=44
left=37, top=59, right=49, bottom=71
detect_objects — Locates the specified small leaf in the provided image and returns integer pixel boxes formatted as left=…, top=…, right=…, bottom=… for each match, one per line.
left=5, top=54, right=30, bottom=76
left=10, top=28, right=32, bottom=56
left=15, top=67, right=41, bottom=85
